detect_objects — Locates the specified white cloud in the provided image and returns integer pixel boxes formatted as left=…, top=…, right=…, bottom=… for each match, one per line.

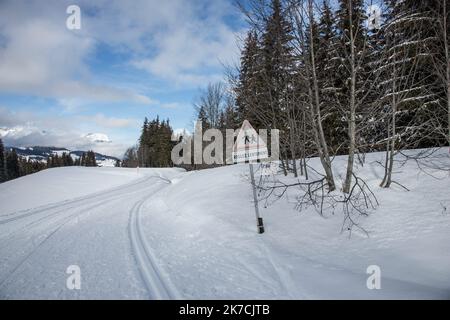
left=0, top=107, right=134, bottom=157
left=0, top=0, right=245, bottom=155
left=126, top=1, right=242, bottom=86
left=92, top=114, right=140, bottom=129
left=0, top=0, right=243, bottom=100
left=76, top=0, right=242, bottom=86
left=0, top=0, right=153, bottom=104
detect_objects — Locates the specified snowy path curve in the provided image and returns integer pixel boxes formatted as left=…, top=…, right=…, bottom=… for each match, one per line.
left=0, top=175, right=161, bottom=224
left=0, top=173, right=180, bottom=299
left=128, top=186, right=181, bottom=299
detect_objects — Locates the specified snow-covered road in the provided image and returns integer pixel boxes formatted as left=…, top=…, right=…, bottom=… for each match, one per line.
left=0, top=171, right=180, bottom=299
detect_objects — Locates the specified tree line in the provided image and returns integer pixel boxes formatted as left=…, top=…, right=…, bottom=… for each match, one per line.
left=122, top=116, right=174, bottom=168
left=45, top=150, right=97, bottom=167
left=0, top=138, right=99, bottom=183
left=185, top=0, right=448, bottom=193
left=186, top=0, right=447, bottom=231
left=0, top=139, right=47, bottom=182
left=125, top=0, right=448, bottom=196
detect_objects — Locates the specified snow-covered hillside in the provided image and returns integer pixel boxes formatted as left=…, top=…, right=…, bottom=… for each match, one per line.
left=140, top=149, right=450, bottom=299
left=0, top=149, right=449, bottom=299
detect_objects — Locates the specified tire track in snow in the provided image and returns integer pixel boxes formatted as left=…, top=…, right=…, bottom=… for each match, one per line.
left=0, top=176, right=167, bottom=289
left=0, top=185, right=148, bottom=245
left=0, top=175, right=162, bottom=225
left=0, top=196, right=119, bottom=290
left=0, top=177, right=161, bottom=251
left=128, top=180, right=181, bottom=300
left=0, top=174, right=181, bottom=298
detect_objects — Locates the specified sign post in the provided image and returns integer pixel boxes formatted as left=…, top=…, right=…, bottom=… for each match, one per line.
left=249, top=161, right=264, bottom=233
left=232, top=120, right=268, bottom=234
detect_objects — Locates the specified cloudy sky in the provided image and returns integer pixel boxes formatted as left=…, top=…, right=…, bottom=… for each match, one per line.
left=0, top=0, right=245, bottom=157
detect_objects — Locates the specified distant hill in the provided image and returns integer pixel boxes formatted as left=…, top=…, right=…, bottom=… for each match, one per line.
left=6, top=146, right=120, bottom=167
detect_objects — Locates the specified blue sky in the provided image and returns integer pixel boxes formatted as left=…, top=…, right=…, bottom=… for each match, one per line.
left=0, top=0, right=246, bottom=157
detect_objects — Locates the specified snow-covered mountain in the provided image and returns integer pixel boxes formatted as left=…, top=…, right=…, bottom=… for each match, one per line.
left=0, top=126, right=49, bottom=140
left=7, top=146, right=120, bottom=167
left=83, top=133, right=112, bottom=144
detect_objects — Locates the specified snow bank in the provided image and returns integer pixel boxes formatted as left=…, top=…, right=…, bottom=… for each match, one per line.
left=142, top=149, right=450, bottom=299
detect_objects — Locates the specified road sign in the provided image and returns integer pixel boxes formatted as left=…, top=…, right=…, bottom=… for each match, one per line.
left=232, top=120, right=268, bottom=163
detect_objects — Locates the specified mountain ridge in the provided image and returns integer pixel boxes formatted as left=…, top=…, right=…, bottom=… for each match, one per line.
left=6, top=145, right=120, bottom=167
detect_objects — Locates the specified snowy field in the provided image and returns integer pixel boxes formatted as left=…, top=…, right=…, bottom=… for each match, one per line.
left=0, top=149, right=449, bottom=299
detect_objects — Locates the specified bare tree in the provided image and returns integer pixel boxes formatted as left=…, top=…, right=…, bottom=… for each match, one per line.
left=430, top=1, right=450, bottom=146
left=122, top=146, right=139, bottom=168
left=194, top=82, right=227, bottom=129
left=331, top=1, right=384, bottom=193
left=290, top=0, right=336, bottom=191
left=378, top=1, right=442, bottom=188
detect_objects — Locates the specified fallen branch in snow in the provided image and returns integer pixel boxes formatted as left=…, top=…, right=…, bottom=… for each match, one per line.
left=339, top=173, right=379, bottom=237
left=396, top=148, right=450, bottom=181
left=390, top=180, right=410, bottom=191
left=253, top=164, right=378, bottom=236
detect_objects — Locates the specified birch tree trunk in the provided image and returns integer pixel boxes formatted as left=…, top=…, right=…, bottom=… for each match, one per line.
left=343, top=0, right=357, bottom=193
left=382, top=91, right=397, bottom=188
left=444, top=2, right=450, bottom=146
left=381, top=40, right=398, bottom=188
left=307, top=0, right=335, bottom=191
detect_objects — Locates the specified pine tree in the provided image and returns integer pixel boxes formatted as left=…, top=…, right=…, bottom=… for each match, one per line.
left=376, top=0, right=445, bottom=187
left=260, top=0, right=295, bottom=131
left=382, top=0, right=444, bottom=148
left=92, top=151, right=97, bottom=166
left=316, top=0, right=346, bottom=153
left=138, top=117, right=150, bottom=167
left=236, top=29, right=262, bottom=127
left=0, top=138, right=6, bottom=182
left=158, top=119, right=173, bottom=167
left=428, top=1, right=450, bottom=145
left=61, top=152, right=68, bottom=166
left=53, top=154, right=61, bottom=167
left=6, top=149, right=20, bottom=180
left=259, top=0, right=298, bottom=172
left=84, top=151, right=97, bottom=167
left=67, top=153, right=74, bottom=166
left=136, top=116, right=174, bottom=168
